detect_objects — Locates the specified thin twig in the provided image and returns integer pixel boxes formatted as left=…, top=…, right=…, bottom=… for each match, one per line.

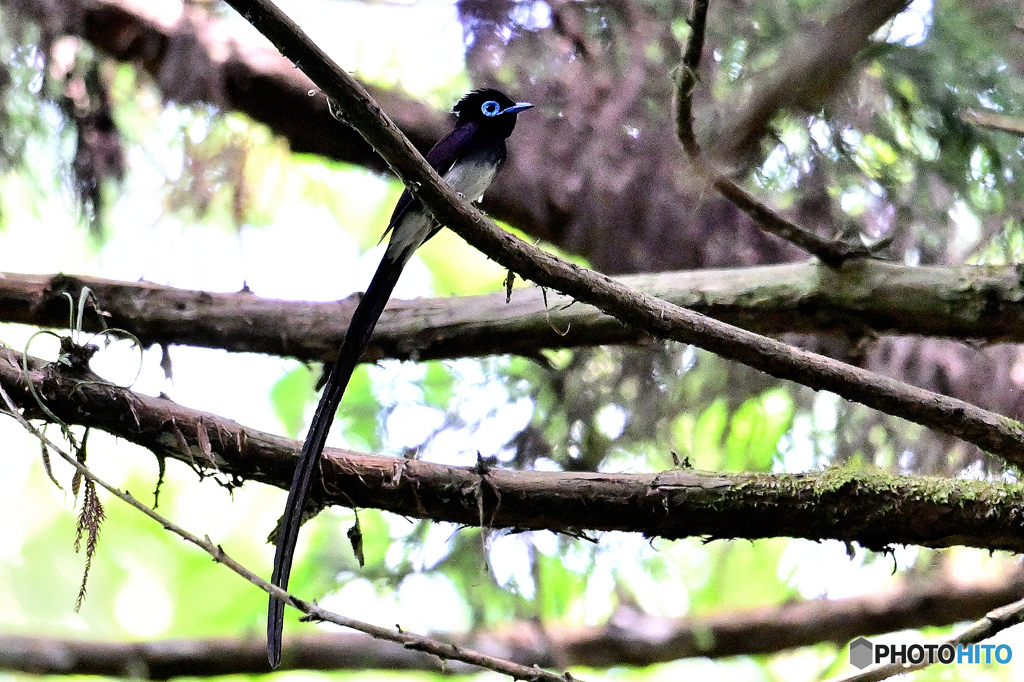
left=673, top=0, right=866, bottom=267
left=674, top=0, right=708, bottom=158
left=0, top=381, right=578, bottom=682
left=712, top=176, right=867, bottom=266
left=962, top=109, right=1024, bottom=137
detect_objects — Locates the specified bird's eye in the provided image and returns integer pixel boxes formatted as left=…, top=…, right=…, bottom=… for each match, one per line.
left=481, top=100, right=501, bottom=117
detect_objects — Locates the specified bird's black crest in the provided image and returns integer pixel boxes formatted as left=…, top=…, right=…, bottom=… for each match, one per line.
left=451, top=88, right=530, bottom=134
left=453, top=88, right=518, bottom=114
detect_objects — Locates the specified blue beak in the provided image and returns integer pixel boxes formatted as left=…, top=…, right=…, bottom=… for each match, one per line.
left=502, top=102, right=534, bottom=115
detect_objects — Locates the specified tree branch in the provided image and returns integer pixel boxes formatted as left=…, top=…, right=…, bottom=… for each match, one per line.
left=962, top=109, right=1024, bottom=137
left=674, top=0, right=708, bottom=160
left=709, top=177, right=868, bottom=267
left=3, top=567, right=1023, bottom=676
left=3, top=345, right=1024, bottom=552
left=5, top=262, right=1024, bottom=365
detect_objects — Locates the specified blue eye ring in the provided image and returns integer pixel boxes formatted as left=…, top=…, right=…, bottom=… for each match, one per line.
left=481, top=100, right=501, bottom=117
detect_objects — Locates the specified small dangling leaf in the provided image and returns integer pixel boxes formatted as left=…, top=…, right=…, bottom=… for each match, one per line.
left=347, top=515, right=364, bottom=568
left=504, top=269, right=515, bottom=303
left=73, top=478, right=106, bottom=613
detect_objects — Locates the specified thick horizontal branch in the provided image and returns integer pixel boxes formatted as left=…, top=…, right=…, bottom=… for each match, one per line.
left=3, top=346, right=1024, bottom=553
left=2, top=568, right=1022, bottom=676
left=4, top=260, right=1024, bottom=364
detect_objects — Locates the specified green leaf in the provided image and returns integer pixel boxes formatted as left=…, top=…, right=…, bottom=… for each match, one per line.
left=269, top=364, right=315, bottom=438
left=421, top=361, right=456, bottom=408
left=337, top=364, right=383, bottom=451
left=725, top=388, right=794, bottom=472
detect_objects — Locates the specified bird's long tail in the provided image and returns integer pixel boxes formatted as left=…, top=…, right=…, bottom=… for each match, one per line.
left=267, top=244, right=415, bottom=667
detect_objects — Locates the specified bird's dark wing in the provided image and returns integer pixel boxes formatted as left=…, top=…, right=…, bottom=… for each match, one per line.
left=380, top=121, right=478, bottom=243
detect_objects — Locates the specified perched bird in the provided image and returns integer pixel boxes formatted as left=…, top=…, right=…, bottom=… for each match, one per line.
left=268, top=88, right=532, bottom=667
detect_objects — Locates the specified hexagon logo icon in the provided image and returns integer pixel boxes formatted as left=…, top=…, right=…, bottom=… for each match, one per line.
left=850, top=637, right=873, bottom=669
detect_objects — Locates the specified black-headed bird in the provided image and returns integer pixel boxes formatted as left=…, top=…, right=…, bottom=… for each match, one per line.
left=268, top=89, right=532, bottom=667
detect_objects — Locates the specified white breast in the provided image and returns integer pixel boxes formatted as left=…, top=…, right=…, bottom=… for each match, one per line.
left=384, top=156, right=500, bottom=263
left=443, top=159, right=499, bottom=206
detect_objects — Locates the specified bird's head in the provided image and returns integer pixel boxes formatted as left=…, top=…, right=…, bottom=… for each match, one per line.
left=453, top=88, right=533, bottom=137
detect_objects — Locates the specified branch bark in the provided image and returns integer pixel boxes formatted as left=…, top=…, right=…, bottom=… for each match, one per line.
left=3, top=568, right=1022, bottom=676
left=5, top=260, right=1024, bottom=364
left=3, top=345, right=1024, bottom=552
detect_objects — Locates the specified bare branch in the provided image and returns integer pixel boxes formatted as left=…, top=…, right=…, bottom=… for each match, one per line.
left=7, top=263, right=1024, bottom=365
left=3, top=567, right=1023, bottom=676
left=674, top=0, right=709, bottom=159
left=709, top=176, right=868, bottom=266
left=962, top=110, right=1024, bottom=137
left=825, top=592, right=1024, bottom=682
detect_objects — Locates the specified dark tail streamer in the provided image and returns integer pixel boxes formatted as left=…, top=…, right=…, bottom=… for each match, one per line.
left=267, top=248, right=411, bottom=667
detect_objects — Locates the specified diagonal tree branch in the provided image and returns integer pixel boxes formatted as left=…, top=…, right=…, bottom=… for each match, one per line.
left=708, top=176, right=867, bottom=267
left=3, top=566, right=1023, bottom=676
left=825, top=592, right=1024, bottom=682
left=218, top=0, right=1024, bottom=472
left=3, top=345, right=1024, bottom=553
left=962, top=110, right=1024, bottom=137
